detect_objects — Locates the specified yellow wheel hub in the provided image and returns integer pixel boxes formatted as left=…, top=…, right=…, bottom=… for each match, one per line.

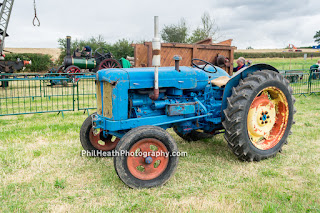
left=247, top=87, right=289, bottom=150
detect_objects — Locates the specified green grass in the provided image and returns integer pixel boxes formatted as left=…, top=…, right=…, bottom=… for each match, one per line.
left=0, top=95, right=320, bottom=212
left=234, top=57, right=320, bottom=71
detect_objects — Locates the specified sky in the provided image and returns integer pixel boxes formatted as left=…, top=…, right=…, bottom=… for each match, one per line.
left=4, top=0, right=320, bottom=49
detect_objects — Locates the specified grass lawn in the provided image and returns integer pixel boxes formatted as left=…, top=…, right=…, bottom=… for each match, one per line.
left=235, top=57, right=320, bottom=71
left=0, top=94, right=319, bottom=212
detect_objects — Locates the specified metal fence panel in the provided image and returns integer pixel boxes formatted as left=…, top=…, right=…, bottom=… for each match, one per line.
left=281, top=70, right=320, bottom=95
left=77, top=77, right=96, bottom=110
left=0, top=73, right=95, bottom=116
left=309, top=71, right=320, bottom=94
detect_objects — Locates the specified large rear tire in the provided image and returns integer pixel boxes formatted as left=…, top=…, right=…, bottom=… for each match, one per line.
left=223, top=70, right=296, bottom=162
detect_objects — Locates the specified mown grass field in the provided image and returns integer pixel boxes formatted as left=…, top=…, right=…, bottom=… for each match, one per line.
left=233, top=57, right=320, bottom=71
left=1, top=95, right=320, bottom=212
left=251, top=57, right=319, bottom=71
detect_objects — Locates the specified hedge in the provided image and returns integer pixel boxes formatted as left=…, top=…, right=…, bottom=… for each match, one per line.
left=234, top=52, right=320, bottom=59
left=4, top=53, right=53, bottom=72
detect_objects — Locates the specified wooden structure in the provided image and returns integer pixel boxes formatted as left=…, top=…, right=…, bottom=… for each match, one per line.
left=133, top=38, right=237, bottom=75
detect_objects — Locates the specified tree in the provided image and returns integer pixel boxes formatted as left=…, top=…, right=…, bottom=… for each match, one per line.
left=314, top=30, right=320, bottom=44
left=109, top=39, right=134, bottom=59
left=188, top=12, right=219, bottom=44
left=161, top=18, right=188, bottom=43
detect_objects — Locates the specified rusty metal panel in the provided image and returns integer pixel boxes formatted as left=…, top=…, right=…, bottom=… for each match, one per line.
left=161, top=47, right=192, bottom=67
left=133, top=44, right=148, bottom=67
left=166, top=102, right=196, bottom=116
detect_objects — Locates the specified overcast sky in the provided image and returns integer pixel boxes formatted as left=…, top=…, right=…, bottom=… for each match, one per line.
left=5, top=0, right=320, bottom=49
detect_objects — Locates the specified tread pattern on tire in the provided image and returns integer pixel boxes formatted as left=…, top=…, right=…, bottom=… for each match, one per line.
left=222, top=70, right=296, bottom=162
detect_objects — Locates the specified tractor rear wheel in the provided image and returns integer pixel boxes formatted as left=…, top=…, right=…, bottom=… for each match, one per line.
left=114, top=126, right=179, bottom=188
left=80, top=113, right=119, bottom=156
left=223, top=70, right=296, bottom=162
left=173, top=126, right=213, bottom=142
left=98, top=59, right=122, bottom=70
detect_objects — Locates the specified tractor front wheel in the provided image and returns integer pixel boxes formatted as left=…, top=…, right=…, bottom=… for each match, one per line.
left=114, top=126, right=179, bottom=188
left=65, top=65, right=81, bottom=83
left=80, top=113, right=119, bottom=155
left=223, top=70, right=296, bottom=161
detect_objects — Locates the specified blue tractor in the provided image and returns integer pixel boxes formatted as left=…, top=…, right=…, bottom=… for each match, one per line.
left=80, top=17, right=295, bottom=188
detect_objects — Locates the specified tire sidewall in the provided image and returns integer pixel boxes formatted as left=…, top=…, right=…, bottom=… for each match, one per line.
left=114, top=126, right=179, bottom=188
left=80, top=113, right=97, bottom=151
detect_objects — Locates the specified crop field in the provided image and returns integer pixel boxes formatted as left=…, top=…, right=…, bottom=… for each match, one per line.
left=0, top=57, right=320, bottom=212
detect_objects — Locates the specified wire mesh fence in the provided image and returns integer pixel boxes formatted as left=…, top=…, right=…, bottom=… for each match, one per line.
left=0, top=73, right=95, bottom=116
left=281, top=70, right=320, bottom=95
left=0, top=70, right=319, bottom=116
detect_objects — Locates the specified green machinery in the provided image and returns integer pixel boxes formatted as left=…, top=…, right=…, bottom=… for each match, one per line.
left=58, top=36, right=128, bottom=74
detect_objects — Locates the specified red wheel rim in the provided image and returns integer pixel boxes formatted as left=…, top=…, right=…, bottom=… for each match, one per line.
left=66, top=66, right=81, bottom=82
left=89, top=128, right=119, bottom=151
left=127, top=138, right=169, bottom=180
left=98, top=59, right=121, bottom=70
left=247, top=87, right=289, bottom=150
left=57, top=66, right=64, bottom=73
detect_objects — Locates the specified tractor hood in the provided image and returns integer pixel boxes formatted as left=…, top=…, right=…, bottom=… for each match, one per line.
left=97, top=66, right=229, bottom=91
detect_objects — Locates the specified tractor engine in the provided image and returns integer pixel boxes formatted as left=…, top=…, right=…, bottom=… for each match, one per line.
left=94, top=65, right=229, bottom=137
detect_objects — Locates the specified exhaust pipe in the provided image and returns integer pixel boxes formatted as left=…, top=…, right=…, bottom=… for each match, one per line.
left=66, top=36, right=71, bottom=57
left=149, top=16, right=161, bottom=101
left=174, top=55, right=182, bottom=72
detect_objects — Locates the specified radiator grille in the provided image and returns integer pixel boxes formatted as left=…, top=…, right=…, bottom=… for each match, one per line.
left=102, top=82, right=113, bottom=118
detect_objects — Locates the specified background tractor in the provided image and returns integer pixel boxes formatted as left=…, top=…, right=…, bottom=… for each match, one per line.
left=57, top=36, right=123, bottom=75
left=50, top=36, right=131, bottom=85
left=80, top=17, right=296, bottom=189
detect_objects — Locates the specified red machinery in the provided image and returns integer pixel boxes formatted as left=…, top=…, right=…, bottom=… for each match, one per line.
left=288, top=44, right=302, bottom=52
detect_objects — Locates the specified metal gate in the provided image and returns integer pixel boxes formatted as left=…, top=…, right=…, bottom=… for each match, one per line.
left=0, top=73, right=96, bottom=116
left=281, top=70, right=320, bottom=95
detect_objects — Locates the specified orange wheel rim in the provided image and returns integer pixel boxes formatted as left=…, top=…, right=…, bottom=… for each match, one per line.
left=127, top=138, right=169, bottom=180
left=247, top=87, right=289, bottom=150
left=89, top=128, right=119, bottom=151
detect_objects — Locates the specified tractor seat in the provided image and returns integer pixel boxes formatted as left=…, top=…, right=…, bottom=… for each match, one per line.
left=210, top=76, right=230, bottom=87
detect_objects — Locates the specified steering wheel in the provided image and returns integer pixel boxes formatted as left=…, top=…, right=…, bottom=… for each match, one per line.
left=94, top=47, right=113, bottom=61
left=191, top=58, right=218, bottom=73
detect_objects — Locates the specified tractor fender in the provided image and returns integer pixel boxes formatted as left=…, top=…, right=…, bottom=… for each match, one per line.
left=221, top=63, right=278, bottom=121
